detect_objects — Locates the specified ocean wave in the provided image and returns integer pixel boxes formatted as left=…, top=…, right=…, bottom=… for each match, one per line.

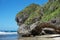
left=0, top=32, right=17, bottom=35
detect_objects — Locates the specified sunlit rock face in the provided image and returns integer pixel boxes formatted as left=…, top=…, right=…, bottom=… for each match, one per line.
left=17, top=22, right=60, bottom=37
left=18, top=24, right=29, bottom=34
left=17, top=21, right=40, bottom=37
left=15, top=4, right=44, bottom=37
left=16, top=0, right=60, bottom=37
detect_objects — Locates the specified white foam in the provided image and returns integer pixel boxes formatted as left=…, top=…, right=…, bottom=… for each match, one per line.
left=0, top=32, right=17, bottom=35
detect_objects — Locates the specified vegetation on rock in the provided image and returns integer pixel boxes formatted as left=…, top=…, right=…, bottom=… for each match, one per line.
left=16, top=0, right=60, bottom=25
left=16, top=0, right=60, bottom=37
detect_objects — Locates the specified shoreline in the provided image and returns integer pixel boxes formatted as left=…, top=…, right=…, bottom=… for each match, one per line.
left=19, top=34, right=60, bottom=40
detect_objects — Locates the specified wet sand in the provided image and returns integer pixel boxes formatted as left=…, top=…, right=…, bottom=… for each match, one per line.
left=19, top=34, right=60, bottom=40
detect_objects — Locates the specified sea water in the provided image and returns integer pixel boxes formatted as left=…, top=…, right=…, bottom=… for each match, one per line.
left=0, top=32, right=18, bottom=40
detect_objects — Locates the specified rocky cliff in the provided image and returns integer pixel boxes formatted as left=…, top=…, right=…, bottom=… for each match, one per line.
left=16, top=0, right=60, bottom=37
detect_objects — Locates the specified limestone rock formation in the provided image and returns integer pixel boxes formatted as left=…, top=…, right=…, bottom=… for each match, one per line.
left=17, top=21, right=40, bottom=37
left=16, top=0, right=60, bottom=37
left=30, top=22, right=60, bottom=36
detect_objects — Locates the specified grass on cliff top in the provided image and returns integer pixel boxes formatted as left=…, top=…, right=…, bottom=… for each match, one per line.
left=16, top=3, right=41, bottom=25
left=41, top=7, right=60, bottom=22
left=16, top=3, right=40, bottom=17
left=40, top=1, right=60, bottom=22
left=24, top=7, right=41, bottom=25
left=44, top=1, right=60, bottom=15
left=16, top=0, right=60, bottom=25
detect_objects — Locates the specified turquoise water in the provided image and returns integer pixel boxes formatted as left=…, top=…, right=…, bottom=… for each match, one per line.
left=0, top=33, right=18, bottom=40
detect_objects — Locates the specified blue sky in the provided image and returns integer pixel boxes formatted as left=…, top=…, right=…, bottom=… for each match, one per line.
left=0, top=0, right=48, bottom=31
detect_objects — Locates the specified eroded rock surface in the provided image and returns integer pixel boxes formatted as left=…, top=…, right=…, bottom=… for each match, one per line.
left=15, top=0, right=60, bottom=37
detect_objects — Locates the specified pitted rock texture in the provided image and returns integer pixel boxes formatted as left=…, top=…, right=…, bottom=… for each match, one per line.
left=16, top=0, right=60, bottom=37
